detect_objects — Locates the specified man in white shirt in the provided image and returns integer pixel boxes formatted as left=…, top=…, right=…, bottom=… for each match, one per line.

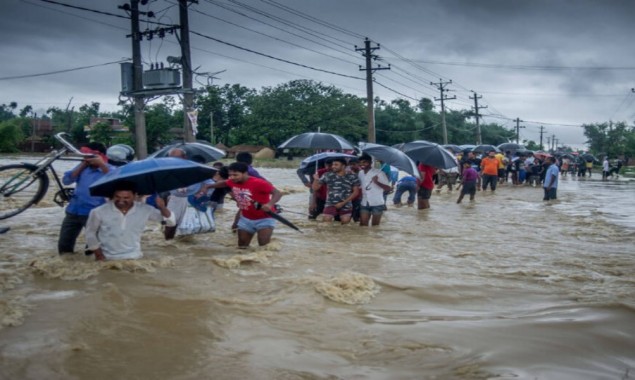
left=357, top=154, right=392, bottom=227
left=85, top=181, right=176, bottom=261
left=602, top=156, right=610, bottom=181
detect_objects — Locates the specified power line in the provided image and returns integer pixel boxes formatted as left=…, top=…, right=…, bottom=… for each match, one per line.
left=0, top=59, right=130, bottom=81
left=227, top=0, right=358, bottom=50
left=186, top=43, right=367, bottom=94
left=34, top=0, right=176, bottom=27
left=258, top=0, right=364, bottom=40
left=396, top=59, right=635, bottom=71
left=22, top=0, right=128, bottom=30
left=374, top=80, right=418, bottom=101
left=190, top=30, right=364, bottom=80
left=183, top=2, right=359, bottom=66
left=35, top=0, right=130, bottom=19
left=204, top=0, right=356, bottom=56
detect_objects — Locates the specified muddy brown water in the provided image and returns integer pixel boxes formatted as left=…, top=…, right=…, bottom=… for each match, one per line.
left=1, top=158, right=634, bottom=379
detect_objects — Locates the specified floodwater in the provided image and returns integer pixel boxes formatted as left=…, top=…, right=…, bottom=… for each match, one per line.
left=1, top=157, right=634, bottom=380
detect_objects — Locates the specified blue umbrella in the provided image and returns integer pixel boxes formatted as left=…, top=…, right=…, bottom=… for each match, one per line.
left=358, top=142, right=421, bottom=179
left=89, top=157, right=217, bottom=197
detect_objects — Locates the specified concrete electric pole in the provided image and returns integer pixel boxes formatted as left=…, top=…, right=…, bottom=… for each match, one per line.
left=538, top=125, right=546, bottom=151
left=431, top=79, right=456, bottom=145
left=356, top=38, right=389, bottom=143
left=514, top=117, right=525, bottom=144
left=179, top=0, right=197, bottom=142
left=121, top=0, right=148, bottom=158
left=469, top=92, right=487, bottom=144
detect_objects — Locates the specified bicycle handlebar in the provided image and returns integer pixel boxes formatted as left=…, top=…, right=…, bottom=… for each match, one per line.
left=54, top=132, right=93, bottom=157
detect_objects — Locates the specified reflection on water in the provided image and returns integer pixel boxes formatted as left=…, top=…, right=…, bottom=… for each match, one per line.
left=1, top=161, right=634, bottom=379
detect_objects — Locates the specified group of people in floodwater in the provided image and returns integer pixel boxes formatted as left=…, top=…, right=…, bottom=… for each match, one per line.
left=44, top=141, right=624, bottom=262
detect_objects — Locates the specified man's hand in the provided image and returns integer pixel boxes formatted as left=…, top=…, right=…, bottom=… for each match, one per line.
left=334, top=201, right=345, bottom=210
left=155, top=196, right=166, bottom=209
left=85, top=156, right=104, bottom=167
left=94, top=248, right=105, bottom=261
left=260, top=202, right=274, bottom=213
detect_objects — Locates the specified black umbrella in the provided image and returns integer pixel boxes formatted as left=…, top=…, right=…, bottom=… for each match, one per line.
left=442, top=144, right=463, bottom=154
left=359, top=142, right=421, bottom=178
left=89, top=158, right=217, bottom=197
left=497, top=143, right=526, bottom=153
left=278, top=132, right=355, bottom=150
left=472, top=144, right=500, bottom=154
left=149, top=142, right=226, bottom=163
left=297, top=152, right=357, bottom=176
left=254, top=202, right=302, bottom=233
left=397, top=140, right=458, bottom=169
left=582, top=153, right=597, bottom=162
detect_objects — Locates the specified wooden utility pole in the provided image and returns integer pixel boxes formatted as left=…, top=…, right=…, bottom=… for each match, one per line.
left=179, top=0, right=196, bottom=142
left=431, top=79, right=456, bottom=144
left=356, top=38, right=389, bottom=143
left=469, top=92, right=487, bottom=144
left=514, top=117, right=525, bottom=144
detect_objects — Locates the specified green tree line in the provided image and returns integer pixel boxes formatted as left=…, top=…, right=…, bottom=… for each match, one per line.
left=2, top=79, right=633, bottom=158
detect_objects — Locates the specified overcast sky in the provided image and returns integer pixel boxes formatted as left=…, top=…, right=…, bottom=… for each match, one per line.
left=2, top=0, right=634, bottom=148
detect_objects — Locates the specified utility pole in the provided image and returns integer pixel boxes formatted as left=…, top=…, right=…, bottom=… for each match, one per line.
left=547, top=137, right=551, bottom=151
left=469, top=91, right=487, bottom=144
left=554, top=138, right=559, bottom=151
left=121, top=0, right=148, bottom=158
left=431, top=79, right=456, bottom=144
left=356, top=38, right=389, bottom=143
left=538, top=125, right=546, bottom=151
left=550, top=134, right=556, bottom=152
left=514, top=117, right=525, bottom=144
left=179, top=0, right=197, bottom=142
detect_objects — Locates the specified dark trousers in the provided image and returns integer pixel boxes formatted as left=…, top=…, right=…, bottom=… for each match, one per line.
left=58, top=212, right=89, bottom=253
left=482, top=174, right=497, bottom=191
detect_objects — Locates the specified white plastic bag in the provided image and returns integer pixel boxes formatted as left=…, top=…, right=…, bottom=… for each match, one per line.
left=176, top=205, right=215, bottom=236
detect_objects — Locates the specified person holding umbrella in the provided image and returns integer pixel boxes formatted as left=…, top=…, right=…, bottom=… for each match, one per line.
left=417, top=163, right=436, bottom=210
left=312, top=157, right=360, bottom=224
left=357, top=154, right=392, bottom=226
left=198, top=162, right=283, bottom=247
left=85, top=181, right=176, bottom=261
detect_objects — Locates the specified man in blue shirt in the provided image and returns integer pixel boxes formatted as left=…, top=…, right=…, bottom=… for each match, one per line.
left=58, top=142, right=113, bottom=254
left=543, top=156, right=559, bottom=201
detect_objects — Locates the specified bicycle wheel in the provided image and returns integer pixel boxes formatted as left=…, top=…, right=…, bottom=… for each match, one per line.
left=0, top=164, right=49, bottom=220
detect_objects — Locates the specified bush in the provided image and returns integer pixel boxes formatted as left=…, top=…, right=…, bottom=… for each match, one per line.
left=0, top=120, right=25, bottom=152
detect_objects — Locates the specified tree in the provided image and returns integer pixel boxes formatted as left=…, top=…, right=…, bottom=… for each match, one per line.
left=0, top=102, right=18, bottom=122
left=0, top=120, right=25, bottom=152
left=375, top=99, right=424, bottom=145
left=89, top=122, right=114, bottom=146
left=583, top=121, right=635, bottom=159
left=196, top=84, right=256, bottom=145
left=145, top=100, right=180, bottom=152
left=523, top=140, right=541, bottom=151
left=236, top=80, right=366, bottom=147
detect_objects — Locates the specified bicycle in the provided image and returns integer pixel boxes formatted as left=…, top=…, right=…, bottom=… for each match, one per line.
left=0, top=132, right=93, bottom=220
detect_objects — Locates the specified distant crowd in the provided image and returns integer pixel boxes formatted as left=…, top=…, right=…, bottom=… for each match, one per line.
left=45, top=141, right=625, bottom=262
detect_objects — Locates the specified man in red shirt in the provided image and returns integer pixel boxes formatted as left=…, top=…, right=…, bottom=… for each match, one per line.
left=199, top=162, right=282, bottom=248
left=417, top=163, right=436, bottom=210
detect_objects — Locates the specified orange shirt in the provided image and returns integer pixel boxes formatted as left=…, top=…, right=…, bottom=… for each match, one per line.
left=480, top=157, right=500, bottom=176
